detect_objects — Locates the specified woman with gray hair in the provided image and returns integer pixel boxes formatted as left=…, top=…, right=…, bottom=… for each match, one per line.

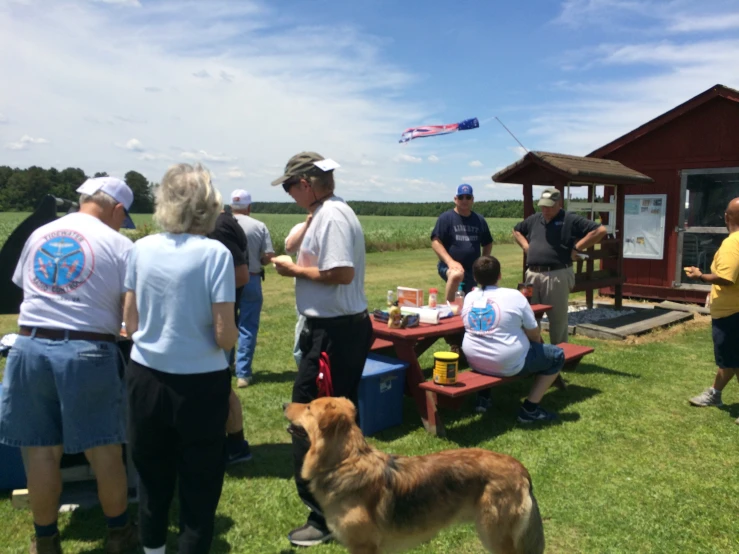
left=123, top=163, right=237, bottom=554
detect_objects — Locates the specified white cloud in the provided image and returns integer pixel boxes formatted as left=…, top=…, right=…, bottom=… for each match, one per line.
left=5, top=135, right=49, bottom=150
left=125, top=138, right=144, bottom=151
left=226, top=166, right=245, bottom=179
left=508, top=146, right=527, bottom=157
left=534, top=3, right=739, bottom=155
left=91, top=0, right=142, bottom=6
left=138, top=152, right=172, bottom=161
left=468, top=160, right=483, bottom=167
left=181, top=150, right=237, bottom=163
left=669, top=13, right=739, bottom=32
left=554, top=0, right=667, bottom=28
left=0, top=0, right=426, bottom=201
left=393, top=153, right=422, bottom=164
left=427, top=155, right=439, bottom=163
left=0, top=113, right=7, bottom=123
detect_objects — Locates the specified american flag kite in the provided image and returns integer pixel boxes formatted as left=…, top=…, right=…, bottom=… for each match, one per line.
left=398, top=117, right=479, bottom=143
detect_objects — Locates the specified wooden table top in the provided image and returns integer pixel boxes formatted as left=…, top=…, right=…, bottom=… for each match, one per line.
left=371, top=304, right=551, bottom=341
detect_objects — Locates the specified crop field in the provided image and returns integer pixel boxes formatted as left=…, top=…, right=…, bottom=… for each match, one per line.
left=0, top=212, right=517, bottom=254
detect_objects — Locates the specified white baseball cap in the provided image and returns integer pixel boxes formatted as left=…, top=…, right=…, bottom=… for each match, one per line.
left=230, top=189, right=252, bottom=208
left=76, top=177, right=136, bottom=229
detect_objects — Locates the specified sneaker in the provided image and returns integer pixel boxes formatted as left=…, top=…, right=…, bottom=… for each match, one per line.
left=30, top=534, right=62, bottom=554
left=237, top=377, right=251, bottom=388
left=689, top=388, right=723, bottom=407
left=475, top=395, right=492, bottom=414
left=227, top=440, right=253, bottom=465
left=517, top=405, right=558, bottom=424
left=287, top=522, right=333, bottom=547
left=105, top=522, right=139, bottom=554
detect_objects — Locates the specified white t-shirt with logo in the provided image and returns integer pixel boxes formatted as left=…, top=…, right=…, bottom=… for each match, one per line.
left=13, top=212, right=133, bottom=335
left=296, top=197, right=367, bottom=318
left=461, top=286, right=538, bottom=377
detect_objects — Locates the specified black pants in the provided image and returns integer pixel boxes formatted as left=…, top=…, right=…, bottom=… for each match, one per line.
left=126, top=360, right=230, bottom=554
left=292, top=311, right=373, bottom=529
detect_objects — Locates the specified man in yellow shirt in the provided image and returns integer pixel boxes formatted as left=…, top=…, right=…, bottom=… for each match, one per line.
left=687, top=197, right=739, bottom=424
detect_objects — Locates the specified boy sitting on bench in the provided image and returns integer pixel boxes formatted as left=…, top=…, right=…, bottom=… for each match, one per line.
left=462, top=256, right=565, bottom=423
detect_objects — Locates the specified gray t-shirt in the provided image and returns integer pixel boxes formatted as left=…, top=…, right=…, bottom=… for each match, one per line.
left=234, top=214, right=274, bottom=272
left=295, top=197, right=367, bottom=318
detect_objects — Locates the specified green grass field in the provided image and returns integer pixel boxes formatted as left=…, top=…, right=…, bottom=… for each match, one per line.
left=0, top=245, right=738, bottom=553
left=0, top=212, right=518, bottom=254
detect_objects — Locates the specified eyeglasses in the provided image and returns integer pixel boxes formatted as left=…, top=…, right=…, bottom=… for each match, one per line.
left=282, top=177, right=301, bottom=193
left=457, top=195, right=472, bottom=200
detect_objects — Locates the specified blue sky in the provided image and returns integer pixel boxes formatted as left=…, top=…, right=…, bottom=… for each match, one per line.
left=1, top=0, right=739, bottom=202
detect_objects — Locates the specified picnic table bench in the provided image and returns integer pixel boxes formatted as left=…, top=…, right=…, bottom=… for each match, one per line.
left=418, top=342, right=595, bottom=399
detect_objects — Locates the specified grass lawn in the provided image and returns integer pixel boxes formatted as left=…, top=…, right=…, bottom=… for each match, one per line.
left=1, top=245, right=738, bottom=553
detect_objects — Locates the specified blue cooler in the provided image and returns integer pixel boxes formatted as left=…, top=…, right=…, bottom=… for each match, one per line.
left=0, top=384, right=27, bottom=490
left=357, top=353, right=407, bottom=436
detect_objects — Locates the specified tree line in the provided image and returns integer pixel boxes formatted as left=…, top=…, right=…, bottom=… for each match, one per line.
left=0, top=166, right=525, bottom=218
left=0, top=166, right=156, bottom=213
left=252, top=200, right=524, bottom=218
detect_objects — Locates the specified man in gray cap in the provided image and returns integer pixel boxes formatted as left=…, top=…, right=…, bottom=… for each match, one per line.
left=272, top=152, right=372, bottom=548
left=513, top=188, right=607, bottom=345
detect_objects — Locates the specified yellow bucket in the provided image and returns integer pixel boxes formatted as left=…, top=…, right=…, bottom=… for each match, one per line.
left=433, top=352, right=459, bottom=385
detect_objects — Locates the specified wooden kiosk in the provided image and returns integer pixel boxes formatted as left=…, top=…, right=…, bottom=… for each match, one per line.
left=492, top=151, right=654, bottom=309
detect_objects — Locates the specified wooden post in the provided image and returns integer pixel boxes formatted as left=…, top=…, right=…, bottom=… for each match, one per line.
left=615, top=186, right=625, bottom=309
left=522, top=182, right=534, bottom=283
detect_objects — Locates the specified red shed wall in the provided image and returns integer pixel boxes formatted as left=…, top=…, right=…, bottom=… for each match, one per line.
left=596, top=96, right=739, bottom=300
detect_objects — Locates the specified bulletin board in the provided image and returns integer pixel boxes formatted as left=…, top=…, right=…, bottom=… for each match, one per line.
left=623, top=194, right=667, bottom=260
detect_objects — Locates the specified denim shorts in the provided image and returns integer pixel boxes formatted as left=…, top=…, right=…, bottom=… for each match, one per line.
left=516, top=342, right=565, bottom=377
left=712, top=312, right=739, bottom=369
left=437, top=263, right=475, bottom=294
left=0, top=335, right=126, bottom=454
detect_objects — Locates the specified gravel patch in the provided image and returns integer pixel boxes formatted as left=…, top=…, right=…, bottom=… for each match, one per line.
left=542, top=306, right=637, bottom=325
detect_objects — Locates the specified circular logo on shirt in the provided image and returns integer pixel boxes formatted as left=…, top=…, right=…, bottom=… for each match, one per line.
left=30, top=230, right=94, bottom=294
left=464, top=298, right=501, bottom=334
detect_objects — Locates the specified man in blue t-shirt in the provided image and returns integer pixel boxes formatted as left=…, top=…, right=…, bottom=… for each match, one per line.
left=431, top=184, right=494, bottom=302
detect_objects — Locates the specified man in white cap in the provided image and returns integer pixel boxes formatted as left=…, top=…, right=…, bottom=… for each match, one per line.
left=0, top=177, right=139, bottom=554
left=230, top=189, right=275, bottom=387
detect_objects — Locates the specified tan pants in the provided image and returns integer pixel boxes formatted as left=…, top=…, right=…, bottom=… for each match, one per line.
left=525, top=266, right=575, bottom=345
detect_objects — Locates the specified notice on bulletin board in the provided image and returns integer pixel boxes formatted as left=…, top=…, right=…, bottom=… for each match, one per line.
left=624, top=194, right=666, bottom=260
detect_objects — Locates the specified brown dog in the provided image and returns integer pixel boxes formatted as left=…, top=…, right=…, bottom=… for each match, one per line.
left=285, top=397, right=545, bottom=554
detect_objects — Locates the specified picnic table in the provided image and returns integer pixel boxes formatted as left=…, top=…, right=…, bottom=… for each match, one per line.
left=370, top=304, right=552, bottom=435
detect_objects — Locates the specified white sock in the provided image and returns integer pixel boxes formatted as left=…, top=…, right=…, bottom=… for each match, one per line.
left=710, top=387, right=721, bottom=395
left=144, top=547, right=165, bottom=554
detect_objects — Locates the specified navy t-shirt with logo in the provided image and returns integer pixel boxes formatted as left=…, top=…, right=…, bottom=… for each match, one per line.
left=431, top=210, right=493, bottom=276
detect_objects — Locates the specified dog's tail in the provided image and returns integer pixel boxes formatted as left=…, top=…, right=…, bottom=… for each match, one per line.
left=514, top=480, right=545, bottom=554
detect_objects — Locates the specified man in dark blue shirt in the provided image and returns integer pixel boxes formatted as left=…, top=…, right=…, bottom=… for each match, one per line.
left=513, top=188, right=607, bottom=344
left=431, top=184, right=493, bottom=302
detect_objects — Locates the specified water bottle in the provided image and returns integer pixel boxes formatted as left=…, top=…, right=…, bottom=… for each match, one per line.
left=454, top=284, right=465, bottom=311
left=387, top=290, right=395, bottom=307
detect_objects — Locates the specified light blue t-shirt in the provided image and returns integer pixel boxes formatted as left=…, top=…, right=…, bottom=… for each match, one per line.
left=125, top=233, right=235, bottom=375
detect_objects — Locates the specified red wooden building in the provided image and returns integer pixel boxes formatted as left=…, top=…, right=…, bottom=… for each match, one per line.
left=590, top=84, right=739, bottom=303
